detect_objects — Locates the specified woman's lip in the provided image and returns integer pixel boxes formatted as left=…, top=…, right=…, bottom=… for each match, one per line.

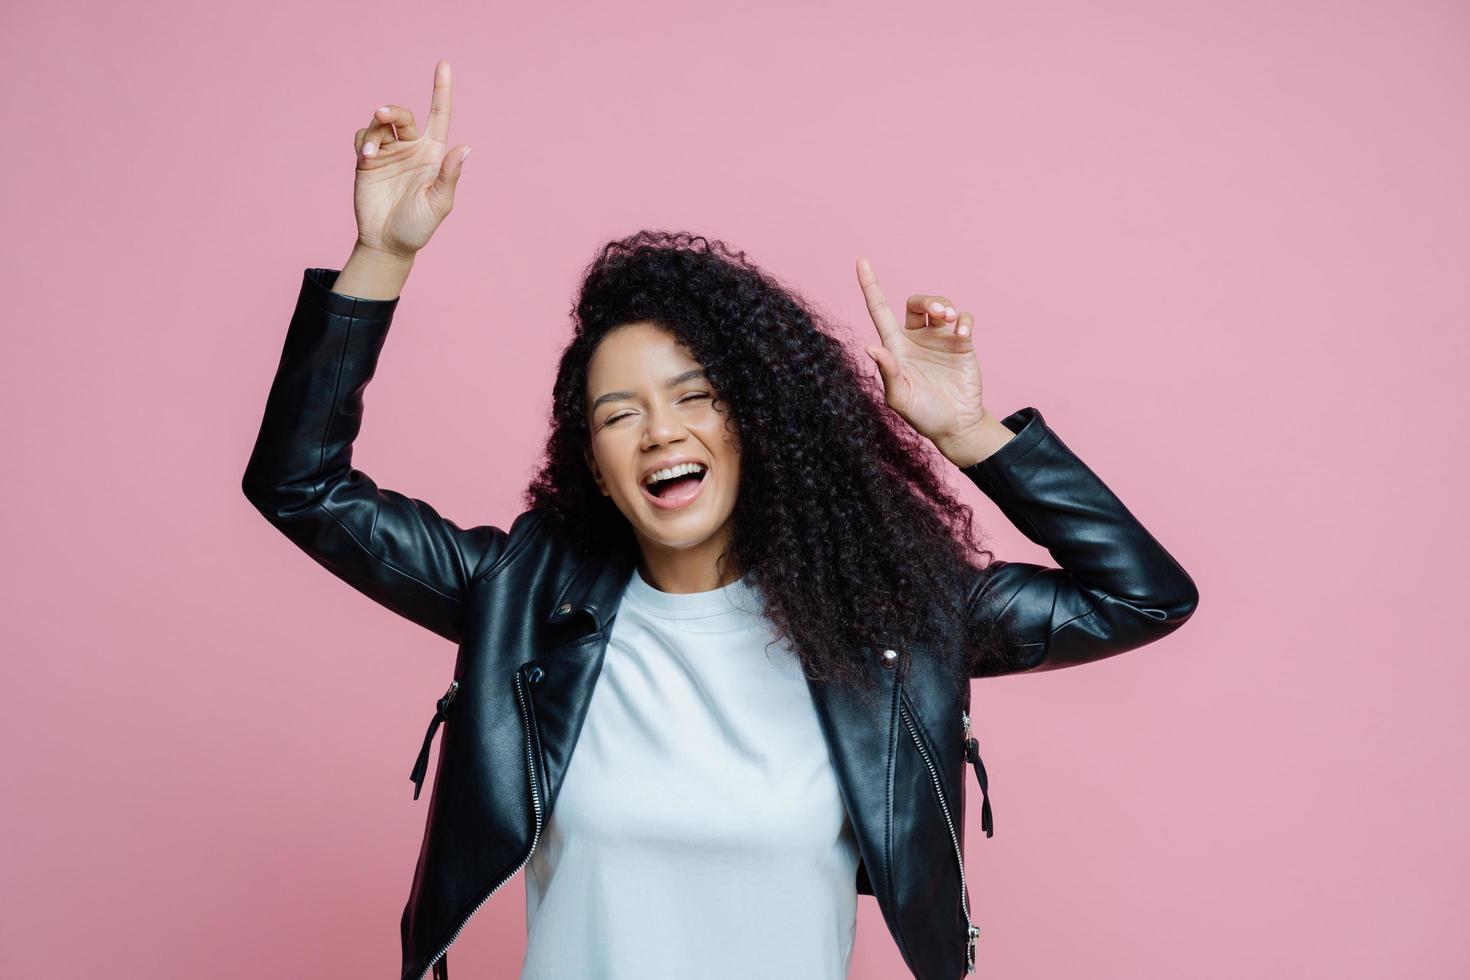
left=639, top=469, right=709, bottom=511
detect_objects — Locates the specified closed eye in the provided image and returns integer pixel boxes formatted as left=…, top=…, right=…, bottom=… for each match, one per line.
left=605, top=392, right=710, bottom=425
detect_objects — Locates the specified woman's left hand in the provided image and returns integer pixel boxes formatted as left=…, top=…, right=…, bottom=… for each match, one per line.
left=856, top=257, right=989, bottom=454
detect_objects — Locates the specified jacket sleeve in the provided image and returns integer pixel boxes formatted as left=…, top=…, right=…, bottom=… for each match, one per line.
left=241, top=267, right=524, bottom=646
left=960, top=407, right=1199, bottom=678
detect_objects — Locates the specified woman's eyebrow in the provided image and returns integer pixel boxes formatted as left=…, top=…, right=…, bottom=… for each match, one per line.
left=590, top=369, right=708, bottom=411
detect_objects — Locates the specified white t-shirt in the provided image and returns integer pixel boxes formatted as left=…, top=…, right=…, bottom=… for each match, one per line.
left=519, top=565, right=860, bottom=980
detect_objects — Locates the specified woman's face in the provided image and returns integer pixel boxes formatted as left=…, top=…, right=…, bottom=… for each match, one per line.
left=583, top=321, right=741, bottom=561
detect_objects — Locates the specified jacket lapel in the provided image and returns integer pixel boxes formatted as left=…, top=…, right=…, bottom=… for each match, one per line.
left=803, top=648, right=902, bottom=907
left=521, top=540, right=638, bottom=814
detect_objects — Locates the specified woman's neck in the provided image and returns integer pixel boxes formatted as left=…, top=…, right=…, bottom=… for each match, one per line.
left=633, top=537, right=741, bottom=595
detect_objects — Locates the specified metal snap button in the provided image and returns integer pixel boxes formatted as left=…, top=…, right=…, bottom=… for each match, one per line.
left=880, top=648, right=900, bottom=668
left=556, top=602, right=572, bottom=616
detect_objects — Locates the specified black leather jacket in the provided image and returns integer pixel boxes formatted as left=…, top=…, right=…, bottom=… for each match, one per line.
left=242, top=268, right=1200, bottom=980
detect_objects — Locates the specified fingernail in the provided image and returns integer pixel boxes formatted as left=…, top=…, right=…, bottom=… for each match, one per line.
left=364, top=141, right=376, bottom=156
left=377, top=106, right=391, bottom=115
left=930, top=302, right=944, bottom=313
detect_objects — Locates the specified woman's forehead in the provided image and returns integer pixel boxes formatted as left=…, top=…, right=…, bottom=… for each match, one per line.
left=587, top=323, right=704, bottom=389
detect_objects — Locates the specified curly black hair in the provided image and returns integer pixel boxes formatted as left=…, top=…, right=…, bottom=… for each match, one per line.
left=524, top=230, right=1015, bottom=708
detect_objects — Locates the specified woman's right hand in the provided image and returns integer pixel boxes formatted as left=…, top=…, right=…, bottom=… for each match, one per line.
left=352, top=59, right=472, bottom=260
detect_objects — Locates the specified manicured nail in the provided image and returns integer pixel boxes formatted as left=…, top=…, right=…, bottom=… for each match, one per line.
left=377, top=106, right=391, bottom=115
left=930, top=302, right=944, bottom=313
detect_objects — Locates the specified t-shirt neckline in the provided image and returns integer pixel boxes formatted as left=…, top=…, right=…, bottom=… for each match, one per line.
left=621, top=564, right=763, bottom=621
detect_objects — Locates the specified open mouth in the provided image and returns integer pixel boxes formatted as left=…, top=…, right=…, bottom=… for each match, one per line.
left=641, top=466, right=709, bottom=510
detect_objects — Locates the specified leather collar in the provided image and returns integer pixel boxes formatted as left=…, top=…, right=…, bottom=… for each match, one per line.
left=544, top=534, right=639, bottom=632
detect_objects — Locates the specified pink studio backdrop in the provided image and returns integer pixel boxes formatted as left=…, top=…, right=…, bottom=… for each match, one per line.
left=3, top=1, right=1466, bottom=977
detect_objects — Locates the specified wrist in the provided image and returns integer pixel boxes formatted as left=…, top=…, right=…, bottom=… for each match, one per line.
left=335, top=243, right=415, bottom=301
left=934, top=409, right=1016, bottom=469
left=351, top=240, right=417, bottom=270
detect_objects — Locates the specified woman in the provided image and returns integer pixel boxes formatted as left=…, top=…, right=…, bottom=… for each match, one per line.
left=243, top=60, right=1199, bottom=980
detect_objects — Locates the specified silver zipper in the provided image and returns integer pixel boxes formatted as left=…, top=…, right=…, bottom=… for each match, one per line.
left=418, top=668, right=545, bottom=980
left=959, top=710, right=982, bottom=968
left=901, top=697, right=981, bottom=974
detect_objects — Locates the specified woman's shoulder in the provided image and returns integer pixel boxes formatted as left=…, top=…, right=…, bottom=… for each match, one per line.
left=476, top=506, right=615, bottom=576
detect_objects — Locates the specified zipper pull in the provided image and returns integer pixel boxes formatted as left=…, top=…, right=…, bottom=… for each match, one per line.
left=962, top=710, right=991, bottom=837
left=965, top=734, right=993, bottom=837
left=409, top=680, right=459, bottom=800
left=966, top=923, right=980, bottom=973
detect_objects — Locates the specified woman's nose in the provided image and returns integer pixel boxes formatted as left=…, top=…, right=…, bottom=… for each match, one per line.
left=640, top=401, right=688, bottom=445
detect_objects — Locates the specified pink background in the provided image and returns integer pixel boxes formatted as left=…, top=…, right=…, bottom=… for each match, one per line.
left=3, top=0, right=1466, bottom=977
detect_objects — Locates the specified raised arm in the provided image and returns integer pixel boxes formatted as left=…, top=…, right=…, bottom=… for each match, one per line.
left=853, top=257, right=1198, bottom=678
left=241, top=267, right=532, bottom=645
left=240, top=61, right=519, bottom=644
left=958, top=406, right=1198, bottom=677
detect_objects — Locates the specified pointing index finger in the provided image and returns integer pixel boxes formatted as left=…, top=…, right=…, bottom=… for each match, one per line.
left=857, top=257, right=900, bottom=342
left=426, top=59, right=452, bottom=144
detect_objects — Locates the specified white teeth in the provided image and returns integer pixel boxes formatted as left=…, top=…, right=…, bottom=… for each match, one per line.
left=644, top=461, right=707, bottom=486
